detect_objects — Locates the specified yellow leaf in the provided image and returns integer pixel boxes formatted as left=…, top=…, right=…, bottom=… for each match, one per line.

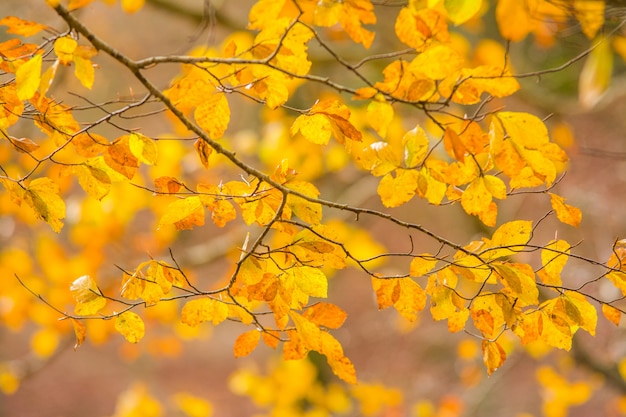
left=483, top=175, right=507, bottom=200
left=129, top=132, right=158, bottom=165
left=429, top=286, right=457, bottom=321
left=395, top=7, right=449, bottom=50
left=115, top=311, right=145, bottom=343
left=602, top=304, right=621, bottom=326
left=482, top=220, right=532, bottom=260
left=447, top=308, right=470, bottom=332
left=181, top=298, right=229, bottom=327
left=493, top=262, right=538, bottom=306
left=539, top=300, right=573, bottom=351
left=173, top=393, right=213, bottom=417
left=70, top=318, right=86, bottom=350
left=549, top=193, right=582, bottom=227
left=394, top=278, right=427, bottom=322
left=461, top=177, right=491, bottom=216
left=23, top=177, right=65, bottom=232
left=158, top=196, right=205, bottom=230
left=194, top=138, right=213, bottom=169
left=0, top=16, right=47, bottom=36
left=121, top=0, right=145, bottom=13
left=417, top=167, right=446, bottom=205
left=367, top=97, right=394, bottom=138
left=54, top=36, right=77, bottom=65
left=234, top=330, right=261, bottom=358
left=194, top=93, right=230, bottom=139
left=73, top=164, right=111, bottom=200
left=444, top=0, right=482, bottom=25
left=70, top=275, right=106, bottom=315
left=564, top=291, right=597, bottom=336
left=16, top=53, right=42, bottom=100
left=289, top=266, right=328, bottom=298
left=303, top=302, right=347, bottom=329
left=377, top=169, right=419, bottom=208
left=411, top=44, right=464, bottom=80
left=537, top=239, right=570, bottom=286
left=409, top=254, right=437, bottom=277
left=289, top=311, right=322, bottom=352
left=291, top=113, right=333, bottom=145
left=573, top=0, right=605, bottom=39
left=403, top=126, right=429, bottom=168
left=286, top=180, right=322, bottom=224
left=482, top=340, right=506, bottom=376
left=579, top=35, right=612, bottom=108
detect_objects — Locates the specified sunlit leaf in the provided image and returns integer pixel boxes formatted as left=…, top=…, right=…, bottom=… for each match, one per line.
left=70, top=275, right=106, bottom=315
left=194, top=92, right=230, bottom=140
left=0, top=16, right=47, bottom=36
left=70, top=318, right=86, bottom=350
left=194, top=138, right=213, bottom=169
left=158, top=196, right=205, bottom=230
left=16, top=53, right=42, bottom=100
left=378, top=169, right=419, bottom=208
left=54, top=36, right=77, bottom=65
left=234, top=330, right=261, bottom=358
left=482, top=340, right=506, bottom=376
left=602, top=304, right=621, bottom=326
left=181, top=298, right=229, bottom=327
left=444, top=0, right=482, bottom=25
left=129, top=132, right=158, bottom=165
left=24, top=177, right=66, bottom=232
left=549, top=193, right=582, bottom=227
left=115, top=311, right=145, bottom=343
left=303, top=302, right=347, bottom=329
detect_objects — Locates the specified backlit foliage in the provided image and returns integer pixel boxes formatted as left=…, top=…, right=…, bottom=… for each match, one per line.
left=2, top=0, right=626, bottom=415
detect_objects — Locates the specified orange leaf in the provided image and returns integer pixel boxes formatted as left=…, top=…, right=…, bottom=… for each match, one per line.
left=234, top=330, right=261, bottom=357
left=194, top=93, right=230, bottom=139
left=194, top=138, right=213, bottom=169
left=7, top=136, right=39, bottom=153
left=104, top=136, right=140, bottom=179
left=70, top=318, right=86, bottom=350
left=549, top=193, right=582, bottom=227
left=0, top=16, right=47, bottom=37
left=158, top=196, right=205, bottom=230
left=303, top=302, right=347, bottom=329
left=262, top=330, right=281, bottom=349
left=154, top=176, right=183, bottom=194
left=482, top=340, right=506, bottom=375
left=602, top=304, right=621, bottom=326
left=372, top=277, right=400, bottom=310
left=394, top=278, right=427, bottom=322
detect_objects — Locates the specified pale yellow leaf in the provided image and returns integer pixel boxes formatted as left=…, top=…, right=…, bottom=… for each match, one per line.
left=16, top=54, right=42, bottom=100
